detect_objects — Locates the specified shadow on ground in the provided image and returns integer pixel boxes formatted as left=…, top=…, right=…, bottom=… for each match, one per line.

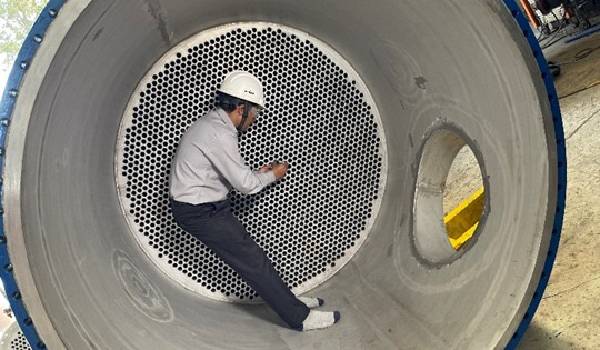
left=519, top=322, right=583, bottom=350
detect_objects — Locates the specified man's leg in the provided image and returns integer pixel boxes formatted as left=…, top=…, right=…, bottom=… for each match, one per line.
left=202, top=209, right=310, bottom=329
left=171, top=200, right=309, bottom=329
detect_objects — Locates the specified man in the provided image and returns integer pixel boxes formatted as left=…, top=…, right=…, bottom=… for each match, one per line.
left=169, top=71, right=340, bottom=331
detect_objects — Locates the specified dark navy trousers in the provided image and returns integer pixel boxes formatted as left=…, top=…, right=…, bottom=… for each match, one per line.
left=169, top=198, right=310, bottom=330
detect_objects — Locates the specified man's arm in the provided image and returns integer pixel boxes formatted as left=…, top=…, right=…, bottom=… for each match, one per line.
left=202, top=136, right=277, bottom=194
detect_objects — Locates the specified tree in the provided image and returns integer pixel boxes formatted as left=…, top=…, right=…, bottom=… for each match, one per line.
left=0, top=0, right=47, bottom=67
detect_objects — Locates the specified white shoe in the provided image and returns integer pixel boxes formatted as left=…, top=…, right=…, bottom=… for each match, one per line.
left=298, top=296, right=324, bottom=309
left=300, top=310, right=341, bottom=331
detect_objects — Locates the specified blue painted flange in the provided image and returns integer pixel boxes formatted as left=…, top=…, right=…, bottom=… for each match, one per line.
left=0, top=1, right=66, bottom=349
left=502, top=0, right=567, bottom=349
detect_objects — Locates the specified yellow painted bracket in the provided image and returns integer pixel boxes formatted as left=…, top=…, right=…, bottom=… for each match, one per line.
left=444, top=187, right=485, bottom=250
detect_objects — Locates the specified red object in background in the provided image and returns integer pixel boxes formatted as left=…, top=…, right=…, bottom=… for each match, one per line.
left=520, top=0, right=541, bottom=27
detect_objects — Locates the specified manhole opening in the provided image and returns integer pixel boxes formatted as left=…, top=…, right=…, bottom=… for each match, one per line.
left=412, top=128, right=485, bottom=264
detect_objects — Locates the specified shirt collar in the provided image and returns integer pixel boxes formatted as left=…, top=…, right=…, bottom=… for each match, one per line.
left=215, top=107, right=238, bottom=135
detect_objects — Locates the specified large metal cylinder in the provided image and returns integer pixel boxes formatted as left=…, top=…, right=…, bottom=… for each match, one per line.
left=0, top=0, right=566, bottom=349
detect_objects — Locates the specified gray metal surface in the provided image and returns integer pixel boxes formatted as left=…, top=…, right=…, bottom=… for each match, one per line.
left=2, top=0, right=561, bottom=349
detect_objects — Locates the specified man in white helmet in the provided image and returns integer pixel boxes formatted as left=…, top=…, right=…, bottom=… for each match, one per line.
left=169, top=71, right=340, bottom=331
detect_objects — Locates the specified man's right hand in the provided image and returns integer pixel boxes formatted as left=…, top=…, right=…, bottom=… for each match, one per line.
left=272, top=161, right=289, bottom=180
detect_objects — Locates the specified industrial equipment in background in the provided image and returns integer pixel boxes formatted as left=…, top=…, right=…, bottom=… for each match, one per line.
left=523, top=0, right=599, bottom=31
left=518, top=1, right=600, bottom=78
left=520, top=0, right=600, bottom=43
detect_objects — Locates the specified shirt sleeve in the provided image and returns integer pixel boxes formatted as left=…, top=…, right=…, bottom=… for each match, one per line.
left=200, top=135, right=277, bottom=194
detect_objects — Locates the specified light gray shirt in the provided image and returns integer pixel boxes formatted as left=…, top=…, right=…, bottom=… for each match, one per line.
left=169, top=108, right=277, bottom=204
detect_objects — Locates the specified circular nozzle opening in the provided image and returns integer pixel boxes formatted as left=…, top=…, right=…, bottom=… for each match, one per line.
left=412, top=127, right=487, bottom=265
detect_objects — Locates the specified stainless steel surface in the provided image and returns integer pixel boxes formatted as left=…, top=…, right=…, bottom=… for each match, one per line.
left=2, top=0, right=561, bottom=349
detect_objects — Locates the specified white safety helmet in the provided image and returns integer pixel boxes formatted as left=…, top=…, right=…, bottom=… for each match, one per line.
left=217, top=71, right=265, bottom=108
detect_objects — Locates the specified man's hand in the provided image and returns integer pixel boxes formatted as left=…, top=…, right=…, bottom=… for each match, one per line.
left=271, top=161, right=289, bottom=180
left=258, top=164, right=272, bottom=173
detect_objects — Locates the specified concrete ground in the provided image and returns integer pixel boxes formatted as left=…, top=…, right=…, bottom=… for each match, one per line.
left=518, top=30, right=600, bottom=350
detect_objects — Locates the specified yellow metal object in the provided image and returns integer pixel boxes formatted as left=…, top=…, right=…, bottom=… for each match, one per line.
left=444, top=187, right=485, bottom=250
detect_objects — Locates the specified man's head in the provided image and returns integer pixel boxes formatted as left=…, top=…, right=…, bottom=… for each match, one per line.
left=216, top=71, right=264, bottom=132
left=216, top=92, right=262, bottom=132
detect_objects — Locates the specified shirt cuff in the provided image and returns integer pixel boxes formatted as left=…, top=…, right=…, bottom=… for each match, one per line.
left=256, top=170, right=277, bottom=187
